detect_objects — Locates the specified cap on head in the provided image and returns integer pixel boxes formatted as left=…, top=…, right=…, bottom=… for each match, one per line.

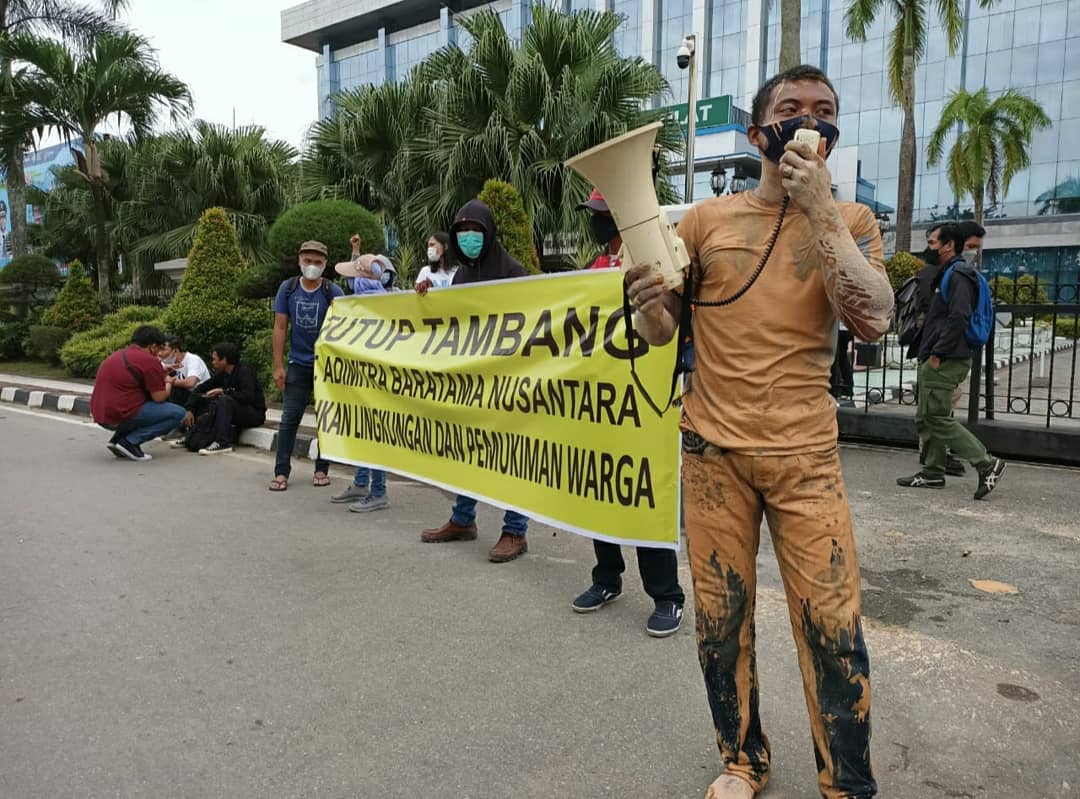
left=298, top=240, right=328, bottom=258
left=578, top=188, right=609, bottom=214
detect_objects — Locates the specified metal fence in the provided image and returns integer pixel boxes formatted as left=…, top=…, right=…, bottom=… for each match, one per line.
left=108, top=285, right=178, bottom=308
left=841, top=277, right=1080, bottom=431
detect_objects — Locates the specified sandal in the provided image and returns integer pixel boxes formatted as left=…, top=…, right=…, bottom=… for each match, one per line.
left=312, top=472, right=331, bottom=487
left=269, top=476, right=288, bottom=492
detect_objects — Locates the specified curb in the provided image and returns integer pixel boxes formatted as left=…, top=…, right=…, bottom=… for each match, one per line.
left=0, top=383, right=319, bottom=461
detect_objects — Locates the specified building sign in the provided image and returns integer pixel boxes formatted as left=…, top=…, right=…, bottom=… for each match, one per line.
left=662, top=95, right=751, bottom=132
left=0, top=140, right=77, bottom=269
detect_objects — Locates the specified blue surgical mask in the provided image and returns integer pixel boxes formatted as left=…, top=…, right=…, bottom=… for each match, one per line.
left=756, top=115, right=840, bottom=164
left=457, top=231, right=485, bottom=260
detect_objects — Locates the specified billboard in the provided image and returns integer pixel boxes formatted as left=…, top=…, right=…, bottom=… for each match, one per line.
left=0, top=140, right=78, bottom=269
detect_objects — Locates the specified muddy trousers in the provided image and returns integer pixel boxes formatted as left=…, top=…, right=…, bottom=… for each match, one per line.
left=682, top=439, right=876, bottom=799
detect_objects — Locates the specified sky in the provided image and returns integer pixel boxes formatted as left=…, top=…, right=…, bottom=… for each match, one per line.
left=124, top=0, right=319, bottom=149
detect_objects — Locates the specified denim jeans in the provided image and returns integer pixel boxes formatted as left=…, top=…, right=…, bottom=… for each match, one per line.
left=274, top=362, right=330, bottom=479
left=451, top=495, right=528, bottom=537
left=124, top=401, right=187, bottom=445
left=353, top=466, right=387, bottom=498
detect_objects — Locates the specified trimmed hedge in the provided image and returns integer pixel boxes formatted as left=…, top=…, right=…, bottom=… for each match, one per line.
left=0, top=254, right=62, bottom=289
left=160, top=208, right=270, bottom=357
left=25, top=325, right=71, bottom=364
left=42, top=261, right=101, bottom=332
left=477, top=179, right=541, bottom=274
left=59, top=306, right=163, bottom=377
left=241, top=327, right=285, bottom=404
left=884, top=251, right=923, bottom=291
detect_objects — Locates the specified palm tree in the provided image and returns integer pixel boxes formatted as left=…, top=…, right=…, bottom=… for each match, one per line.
left=4, top=29, right=191, bottom=307
left=304, top=3, right=681, bottom=262
left=927, top=87, right=1049, bottom=225
left=845, top=0, right=994, bottom=252
left=125, top=120, right=299, bottom=263
left=0, top=1, right=128, bottom=259
left=780, top=0, right=802, bottom=71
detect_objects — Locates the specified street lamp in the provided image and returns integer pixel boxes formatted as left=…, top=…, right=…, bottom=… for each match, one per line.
left=730, top=165, right=749, bottom=194
left=677, top=34, right=697, bottom=204
left=710, top=166, right=727, bottom=197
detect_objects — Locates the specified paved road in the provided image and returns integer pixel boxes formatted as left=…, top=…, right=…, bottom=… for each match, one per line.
left=1, top=407, right=1077, bottom=799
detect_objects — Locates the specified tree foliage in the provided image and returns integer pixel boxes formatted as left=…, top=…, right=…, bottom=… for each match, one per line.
left=884, top=251, right=923, bottom=290
left=477, top=179, right=541, bottom=273
left=42, top=260, right=101, bottom=331
left=927, top=88, right=1051, bottom=224
left=304, top=4, right=681, bottom=264
left=160, top=208, right=267, bottom=357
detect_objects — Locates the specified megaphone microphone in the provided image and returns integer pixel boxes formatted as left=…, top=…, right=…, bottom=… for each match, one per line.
left=565, top=121, right=689, bottom=292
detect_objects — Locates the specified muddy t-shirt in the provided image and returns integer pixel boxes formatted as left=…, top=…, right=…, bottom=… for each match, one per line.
left=676, top=193, right=885, bottom=455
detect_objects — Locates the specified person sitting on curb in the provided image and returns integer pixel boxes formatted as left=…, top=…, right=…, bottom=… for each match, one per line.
left=181, top=342, right=266, bottom=455
left=90, top=325, right=186, bottom=462
left=270, top=240, right=345, bottom=492
left=329, top=235, right=391, bottom=513
left=570, top=187, right=686, bottom=636
left=419, top=199, right=531, bottom=563
left=159, top=335, right=210, bottom=409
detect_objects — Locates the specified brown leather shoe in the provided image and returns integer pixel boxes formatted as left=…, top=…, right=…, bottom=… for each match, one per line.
left=420, top=520, right=478, bottom=543
left=488, top=532, right=528, bottom=563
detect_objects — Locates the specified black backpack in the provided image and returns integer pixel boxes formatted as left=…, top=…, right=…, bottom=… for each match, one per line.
left=284, top=276, right=336, bottom=302
left=184, top=404, right=217, bottom=452
left=893, top=276, right=922, bottom=347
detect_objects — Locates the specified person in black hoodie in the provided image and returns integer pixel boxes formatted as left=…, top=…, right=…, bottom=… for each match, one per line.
left=183, top=342, right=267, bottom=456
left=420, top=199, right=532, bottom=563
left=897, top=224, right=1005, bottom=499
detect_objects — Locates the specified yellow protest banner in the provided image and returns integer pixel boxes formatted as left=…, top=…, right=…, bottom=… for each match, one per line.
left=313, top=270, right=681, bottom=548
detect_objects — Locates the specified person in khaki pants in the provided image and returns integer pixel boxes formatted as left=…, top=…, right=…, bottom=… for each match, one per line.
left=627, top=65, right=894, bottom=799
left=897, top=223, right=1006, bottom=499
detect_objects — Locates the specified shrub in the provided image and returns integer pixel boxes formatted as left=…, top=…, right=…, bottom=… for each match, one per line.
left=989, top=274, right=1015, bottom=301
left=1054, top=318, right=1079, bottom=340
left=268, top=200, right=385, bottom=271
left=884, top=251, right=923, bottom=291
left=42, top=261, right=101, bottom=332
left=160, top=208, right=270, bottom=357
left=241, top=327, right=285, bottom=404
left=0, top=253, right=62, bottom=290
left=237, top=261, right=294, bottom=300
left=58, top=306, right=161, bottom=377
left=0, top=320, right=33, bottom=358
left=477, top=179, right=541, bottom=274
left=24, top=325, right=72, bottom=364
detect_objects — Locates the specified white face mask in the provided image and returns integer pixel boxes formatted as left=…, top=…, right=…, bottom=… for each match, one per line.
left=427, top=247, right=440, bottom=265
left=962, top=249, right=979, bottom=263
left=301, top=264, right=324, bottom=281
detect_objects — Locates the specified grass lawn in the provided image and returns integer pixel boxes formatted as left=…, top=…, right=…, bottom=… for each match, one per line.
left=0, top=360, right=90, bottom=383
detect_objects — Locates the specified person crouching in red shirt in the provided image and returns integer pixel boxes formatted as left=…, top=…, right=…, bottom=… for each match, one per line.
left=90, top=325, right=186, bottom=462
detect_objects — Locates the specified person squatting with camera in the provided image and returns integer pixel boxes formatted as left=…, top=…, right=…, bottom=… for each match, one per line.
left=626, top=65, right=894, bottom=799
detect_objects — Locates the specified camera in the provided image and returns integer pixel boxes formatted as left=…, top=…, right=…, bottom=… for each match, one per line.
left=677, top=36, right=694, bottom=69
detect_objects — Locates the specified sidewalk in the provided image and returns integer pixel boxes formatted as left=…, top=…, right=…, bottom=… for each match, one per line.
left=0, top=372, right=318, bottom=458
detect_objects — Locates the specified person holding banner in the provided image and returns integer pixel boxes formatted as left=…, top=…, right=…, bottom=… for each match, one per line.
left=572, top=188, right=686, bottom=637
left=420, top=199, right=532, bottom=563
left=414, top=232, right=457, bottom=292
left=626, top=66, right=893, bottom=799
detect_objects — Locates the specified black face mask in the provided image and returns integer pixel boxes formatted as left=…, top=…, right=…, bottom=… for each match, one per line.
left=921, top=247, right=940, bottom=267
left=589, top=214, right=619, bottom=246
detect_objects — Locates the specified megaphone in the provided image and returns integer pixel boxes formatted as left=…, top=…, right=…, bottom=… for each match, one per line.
left=565, top=121, right=688, bottom=291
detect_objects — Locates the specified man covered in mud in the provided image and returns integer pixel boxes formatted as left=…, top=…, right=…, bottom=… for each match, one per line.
left=626, top=65, right=894, bottom=798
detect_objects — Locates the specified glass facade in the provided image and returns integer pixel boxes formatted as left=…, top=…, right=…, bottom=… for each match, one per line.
left=304, top=0, right=1078, bottom=224
left=655, top=0, right=695, bottom=102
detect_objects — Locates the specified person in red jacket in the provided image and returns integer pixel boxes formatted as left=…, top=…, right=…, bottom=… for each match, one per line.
left=579, top=188, right=623, bottom=270
left=90, top=325, right=186, bottom=461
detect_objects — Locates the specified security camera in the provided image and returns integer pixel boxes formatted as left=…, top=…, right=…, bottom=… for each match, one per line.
left=677, top=36, right=695, bottom=70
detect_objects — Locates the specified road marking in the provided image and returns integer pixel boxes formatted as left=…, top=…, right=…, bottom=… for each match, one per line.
left=0, top=404, right=97, bottom=428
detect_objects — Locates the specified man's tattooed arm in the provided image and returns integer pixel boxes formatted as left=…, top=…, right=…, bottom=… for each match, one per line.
left=808, top=205, right=894, bottom=341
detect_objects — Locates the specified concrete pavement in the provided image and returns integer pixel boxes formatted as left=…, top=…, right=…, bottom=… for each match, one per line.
left=0, top=405, right=1077, bottom=799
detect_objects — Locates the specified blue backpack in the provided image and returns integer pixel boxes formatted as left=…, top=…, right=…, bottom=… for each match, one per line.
left=940, top=264, right=994, bottom=347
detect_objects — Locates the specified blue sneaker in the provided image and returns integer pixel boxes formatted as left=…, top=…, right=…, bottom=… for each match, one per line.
left=646, top=602, right=684, bottom=637
left=571, top=584, right=622, bottom=613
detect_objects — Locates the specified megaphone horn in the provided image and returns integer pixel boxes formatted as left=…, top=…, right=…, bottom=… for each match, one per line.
left=565, top=121, right=688, bottom=291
